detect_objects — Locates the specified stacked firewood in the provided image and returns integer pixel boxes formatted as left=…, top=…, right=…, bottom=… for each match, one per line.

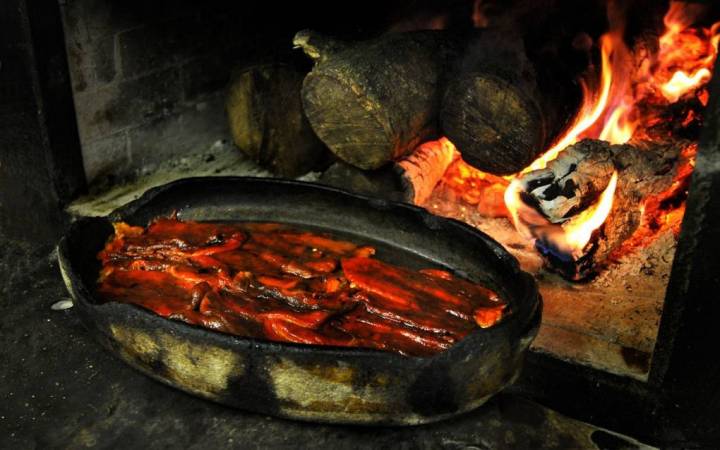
left=226, top=17, right=586, bottom=182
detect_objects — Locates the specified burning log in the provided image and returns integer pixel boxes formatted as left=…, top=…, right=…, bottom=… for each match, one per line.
left=319, top=138, right=458, bottom=205
left=294, top=29, right=461, bottom=170
left=512, top=138, right=693, bottom=280
left=440, top=30, right=582, bottom=175
left=395, top=137, right=458, bottom=204
left=226, top=62, right=327, bottom=177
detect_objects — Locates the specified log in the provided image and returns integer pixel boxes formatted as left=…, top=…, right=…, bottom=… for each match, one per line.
left=395, top=137, right=458, bottom=205
left=518, top=139, right=683, bottom=223
left=513, top=138, right=692, bottom=280
left=518, top=140, right=617, bottom=223
left=294, top=29, right=461, bottom=170
left=319, top=161, right=407, bottom=202
left=441, top=29, right=582, bottom=175
left=226, top=62, right=327, bottom=177
left=318, top=138, right=457, bottom=205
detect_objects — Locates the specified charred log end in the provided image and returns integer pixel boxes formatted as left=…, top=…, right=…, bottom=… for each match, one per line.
left=226, top=63, right=326, bottom=177
left=441, top=74, right=545, bottom=175
left=302, top=73, right=392, bottom=170
left=535, top=234, right=601, bottom=282
left=227, top=67, right=264, bottom=162
left=518, top=138, right=688, bottom=281
left=396, top=138, right=458, bottom=205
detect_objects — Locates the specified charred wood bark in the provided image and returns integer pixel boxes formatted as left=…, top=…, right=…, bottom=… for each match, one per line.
left=441, top=29, right=582, bottom=175
left=516, top=138, right=691, bottom=280
left=226, top=62, right=327, bottom=177
left=519, top=139, right=684, bottom=223
left=395, top=138, right=458, bottom=205
left=295, top=30, right=461, bottom=170
left=319, top=161, right=407, bottom=202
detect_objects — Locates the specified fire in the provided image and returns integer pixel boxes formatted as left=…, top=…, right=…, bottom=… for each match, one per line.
left=502, top=171, right=618, bottom=259
left=503, top=1, right=720, bottom=262
left=661, top=68, right=712, bottom=102
left=562, top=171, right=618, bottom=256
left=413, top=2, right=718, bottom=277
left=657, top=3, right=720, bottom=103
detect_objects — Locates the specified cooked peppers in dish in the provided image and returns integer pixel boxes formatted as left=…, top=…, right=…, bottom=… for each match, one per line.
left=97, top=217, right=506, bottom=356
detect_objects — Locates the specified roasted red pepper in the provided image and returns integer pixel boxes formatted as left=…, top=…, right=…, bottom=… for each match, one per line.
left=97, top=218, right=507, bottom=356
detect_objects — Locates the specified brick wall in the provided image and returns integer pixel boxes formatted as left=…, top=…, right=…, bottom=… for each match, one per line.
left=59, top=0, right=437, bottom=185
left=60, top=1, right=304, bottom=185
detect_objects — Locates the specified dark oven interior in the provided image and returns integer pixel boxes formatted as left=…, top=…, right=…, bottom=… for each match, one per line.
left=3, top=0, right=720, bottom=447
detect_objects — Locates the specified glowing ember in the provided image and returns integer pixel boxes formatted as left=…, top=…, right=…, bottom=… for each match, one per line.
left=661, top=68, right=712, bottom=103
left=562, top=171, right=618, bottom=256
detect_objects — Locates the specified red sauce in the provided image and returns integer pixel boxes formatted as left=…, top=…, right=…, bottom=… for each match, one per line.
left=97, top=217, right=506, bottom=356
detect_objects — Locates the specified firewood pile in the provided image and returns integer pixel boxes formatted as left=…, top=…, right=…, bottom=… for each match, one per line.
left=224, top=0, right=718, bottom=281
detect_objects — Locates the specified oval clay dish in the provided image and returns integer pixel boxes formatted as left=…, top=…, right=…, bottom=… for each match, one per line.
left=58, top=177, right=541, bottom=426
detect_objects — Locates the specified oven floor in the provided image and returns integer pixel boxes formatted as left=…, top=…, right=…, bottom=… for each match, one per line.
left=0, top=239, right=654, bottom=449
left=67, top=141, right=669, bottom=382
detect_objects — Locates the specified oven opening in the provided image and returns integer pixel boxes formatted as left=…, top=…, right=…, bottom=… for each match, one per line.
left=4, top=0, right=720, bottom=447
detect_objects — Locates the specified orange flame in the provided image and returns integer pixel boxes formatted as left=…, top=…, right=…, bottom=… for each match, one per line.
left=562, top=171, right=618, bottom=255
left=504, top=1, right=720, bottom=258
left=661, top=67, right=712, bottom=102
left=503, top=172, right=618, bottom=257
left=521, top=38, right=614, bottom=173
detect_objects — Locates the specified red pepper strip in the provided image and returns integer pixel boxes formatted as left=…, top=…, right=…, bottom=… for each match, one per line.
left=115, top=219, right=247, bottom=259
left=97, top=269, right=195, bottom=317
left=187, top=254, right=229, bottom=274
left=168, top=304, right=257, bottom=337
left=361, top=299, right=467, bottom=339
left=245, top=233, right=309, bottom=257
left=332, top=308, right=451, bottom=357
left=144, top=218, right=247, bottom=248
left=418, top=268, right=453, bottom=280
left=353, top=246, right=376, bottom=258
left=212, top=250, right=280, bottom=276
left=349, top=291, right=466, bottom=337
left=166, top=264, right=231, bottom=291
left=244, top=277, right=354, bottom=312
left=341, top=258, right=420, bottom=311
left=263, top=320, right=353, bottom=346
left=207, top=290, right=289, bottom=323
left=259, top=310, right=332, bottom=328
left=276, top=232, right=360, bottom=256
left=127, top=259, right=171, bottom=272
left=189, top=282, right=212, bottom=310
left=428, top=275, right=503, bottom=307
left=343, top=257, right=503, bottom=317
left=474, top=304, right=507, bottom=328
left=281, top=260, right=317, bottom=279
left=303, top=258, right=338, bottom=273
left=307, top=275, right=345, bottom=294
left=256, top=275, right=300, bottom=290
